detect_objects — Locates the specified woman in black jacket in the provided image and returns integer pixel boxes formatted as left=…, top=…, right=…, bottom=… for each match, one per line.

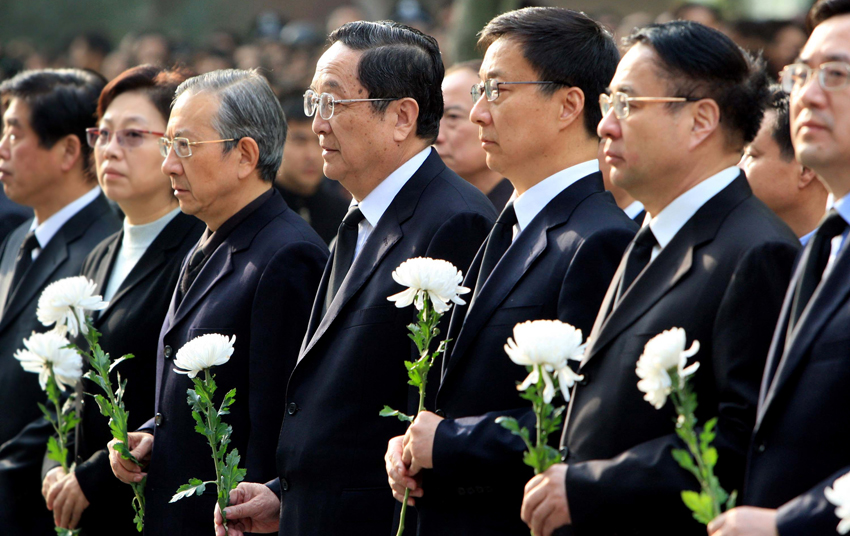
left=41, top=64, right=204, bottom=535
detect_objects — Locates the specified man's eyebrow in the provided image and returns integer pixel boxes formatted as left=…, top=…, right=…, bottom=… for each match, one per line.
left=444, top=104, right=469, bottom=113
left=796, top=53, right=850, bottom=64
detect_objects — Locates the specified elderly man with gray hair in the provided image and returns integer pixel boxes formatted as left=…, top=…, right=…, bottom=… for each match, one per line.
left=106, top=69, right=328, bottom=535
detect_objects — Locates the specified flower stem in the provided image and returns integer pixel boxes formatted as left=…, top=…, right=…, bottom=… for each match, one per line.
left=203, top=369, right=226, bottom=533
left=46, top=367, right=71, bottom=474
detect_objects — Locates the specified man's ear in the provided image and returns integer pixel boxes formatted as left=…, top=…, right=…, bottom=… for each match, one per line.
left=57, top=134, right=83, bottom=173
left=688, top=99, right=721, bottom=150
left=392, top=97, right=420, bottom=143
left=557, top=87, right=585, bottom=132
left=799, top=164, right=818, bottom=189
left=236, top=137, right=261, bottom=180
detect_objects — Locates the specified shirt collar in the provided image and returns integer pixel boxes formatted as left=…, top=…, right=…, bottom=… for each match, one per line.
left=356, top=147, right=431, bottom=229
left=647, top=166, right=739, bottom=250
left=832, top=191, right=850, bottom=227
left=623, top=200, right=645, bottom=220
left=31, top=186, right=101, bottom=249
left=512, top=159, right=599, bottom=233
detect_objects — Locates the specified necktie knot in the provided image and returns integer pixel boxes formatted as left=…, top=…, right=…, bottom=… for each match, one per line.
left=342, top=206, right=365, bottom=229
left=633, top=225, right=658, bottom=250
left=18, top=231, right=38, bottom=260
left=817, top=209, right=848, bottom=240
left=497, top=202, right=517, bottom=228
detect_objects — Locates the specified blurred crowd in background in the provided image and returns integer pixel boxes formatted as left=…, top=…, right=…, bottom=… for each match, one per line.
left=0, top=1, right=812, bottom=98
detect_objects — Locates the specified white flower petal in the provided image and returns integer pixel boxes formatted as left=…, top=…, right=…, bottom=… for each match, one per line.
left=827, top=471, right=850, bottom=534
left=517, top=366, right=540, bottom=392
left=386, top=257, right=468, bottom=312
left=36, top=276, right=107, bottom=337
left=636, top=328, right=701, bottom=410
left=173, top=334, right=235, bottom=378
left=556, top=367, right=584, bottom=402
left=14, top=331, right=81, bottom=391
left=541, top=368, right=556, bottom=404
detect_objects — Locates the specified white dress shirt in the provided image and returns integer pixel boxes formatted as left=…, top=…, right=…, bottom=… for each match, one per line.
left=824, top=193, right=850, bottom=276
left=351, top=146, right=431, bottom=257
left=510, top=159, right=600, bottom=242
left=646, top=166, right=740, bottom=261
left=623, top=200, right=645, bottom=221
left=29, top=186, right=101, bottom=260
left=102, top=207, right=181, bottom=302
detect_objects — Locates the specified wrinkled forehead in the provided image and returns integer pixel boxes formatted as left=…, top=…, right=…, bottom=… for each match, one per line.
left=311, top=42, right=365, bottom=96
left=166, top=91, right=221, bottom=138
left=799, top=14, right=850, bottom=65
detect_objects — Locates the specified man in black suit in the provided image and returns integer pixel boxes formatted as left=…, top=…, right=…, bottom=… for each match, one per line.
left=106, top=69, right=328, bottom=535
left=384, top=8, right=637, bottom=535
left=520, top=22, right=800, bottom=536
left=216, top=21, right=496, bottom=536
left=0, top=68, right=119, bottom=534
left=708, top=2, right=850, bottom=534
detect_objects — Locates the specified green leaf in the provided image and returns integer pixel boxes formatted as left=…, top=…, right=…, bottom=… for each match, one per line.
left=108, top=354, right=135, bottom=374
left=379, top=406, right=413, bottom=422
left=114, top=441, right=140, bottom=465
left=681, top=490, right=713, bottom=525
left=700, top=417, right=717, bottom=451
left=726, top=490, right=737, bottom=510
left=495, top=416, right=519, bottom=432
left=170, top=478, right=207, bottom=503
left=671, top=448, right=700, bottom=479
left=46, top=436, right=66, bottom=465
left=702, top=447, right=718, bottom=469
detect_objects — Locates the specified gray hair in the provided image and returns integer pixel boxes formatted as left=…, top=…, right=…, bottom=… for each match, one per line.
left=174, top=69, right=287, bottom=183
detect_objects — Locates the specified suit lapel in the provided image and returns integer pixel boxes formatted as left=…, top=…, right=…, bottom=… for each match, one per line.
left=442, top=173, right=604, bottom=382
left=297, top=149, right=446, bottom=363
left=581, top=174, right=751, bottom=367
left=0, top=223, right=30, bottom=318
left=757, top=240, right=850, bottom=425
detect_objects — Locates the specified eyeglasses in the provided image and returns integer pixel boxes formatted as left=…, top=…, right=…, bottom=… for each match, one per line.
left=780, top=61, right=850, bottom=94
left=599, top=92, right=702, bottom=119
left=303, top=89, right=399, bottom=120
left=86, top=128, right=165, bottom=149
left=158, top=137, right=236, bottom=158
left=470, top=79, right=556, bottom=103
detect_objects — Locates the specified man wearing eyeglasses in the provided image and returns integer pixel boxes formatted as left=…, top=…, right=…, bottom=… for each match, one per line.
left=383, top=7, right=637, bottom=536
left=215, top=21, right=495, bottom=536
left=520, top=21, right=800, bottom=536
left=105, top=69, right=329, bottom=536
left=708, top=2, right=850, bottom=535
left=0, top=68, right=120, bottom=535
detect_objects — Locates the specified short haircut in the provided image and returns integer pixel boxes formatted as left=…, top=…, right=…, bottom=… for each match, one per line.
left=328, top=21, right=444, bottom=143
left=174, top=69, right=287, bottom=183
left=97, top=64, right=193, bottom=123
left=625, top=21, right=770, bottom=149
left=446, top=59, right=482, bottom=77
left=764, top=85, right=794, bottom=161
left=807, top=0, right=850, bottom=32
left=280, top=91, right=310, bottom=124
left=0, top=68, right=106, bottom=181
left=478, top=7, right=620, bottom=138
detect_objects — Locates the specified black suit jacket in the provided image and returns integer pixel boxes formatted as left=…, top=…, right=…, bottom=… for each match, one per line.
left=53, top=212, right=203, bottom=535
left=0, top=193, right=120, bottom=534
left=416, top=172, right=637, bottom=535
left=741, top=214, right=850, bottom=535
left=139, top=192, right=327, bottom=536
left=561, top=175, right=799, bottom=535
left=273, top=150, right=497, bottom=536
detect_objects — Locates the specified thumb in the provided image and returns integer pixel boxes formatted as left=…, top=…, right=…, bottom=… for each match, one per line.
left=223, top=499, right=254, bottom=520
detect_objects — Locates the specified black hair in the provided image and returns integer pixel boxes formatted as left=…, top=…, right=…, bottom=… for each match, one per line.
left=478, top=7, right=620, bottom=137
left=280, top=91, right=310, bottom=123
left=0, top=68, right=106, bottom=181
left=97, top=64, right=193, bottom=123
left=625, top=21, right=770, bottom=149
left=764, top=85, right=794, bottom=161
left=807, top=0, right=850, bottom=31
left=328, top=21, right=444, bottom=143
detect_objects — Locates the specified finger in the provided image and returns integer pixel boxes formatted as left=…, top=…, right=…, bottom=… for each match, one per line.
left=46, top=479, right=65, bottom=511
left=130, top=435, right=153, bottom=459
left=57, top=486, right=73, bottom=528
left=707, top=513, right=725, bottom=535
left=69, top=499, right=86, bottom=529
left=530, top=498, right=556, bottom=536
left=521, top=479, right=546, bottom=524
left=223, top=499, right=255, bottom=520
left=542, top=508, right=566, bottom=536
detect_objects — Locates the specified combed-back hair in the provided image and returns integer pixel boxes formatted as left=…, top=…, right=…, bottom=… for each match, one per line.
left=625, top=21, right=770, bottom=149
left=329, top=20, right=444, bottom=143
left=478, top=7, right=620, bottom=137
left=174, top=69, right=287, bottom=183
left=807, top=0, right=850, bottom=32
left=97, top=64, right=193, bottom=123
left=0, top=68, right=106, bottom=181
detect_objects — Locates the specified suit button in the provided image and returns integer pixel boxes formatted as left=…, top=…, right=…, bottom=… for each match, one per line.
left=287, top=403, right=299, bottom=415
left=164, top=345, right=173, bottom=359
left=757, top=442, right=766, bottom=453
left=577, top=373, right=590, bottom=386
left=280, top=478, right=289, bottom=491
left=435, top=409, right=445, bottom=417
left=155, top=413, right=163, bottom=427
left=560, top=447, right=569, bottom=461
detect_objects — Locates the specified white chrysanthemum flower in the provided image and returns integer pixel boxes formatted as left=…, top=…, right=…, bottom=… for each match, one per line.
left=826, top=471, right=850, bottom=534
left=504, top=320, right=586, bottom=403
left=37, top=276, right=108, bottom=337
left=173, top=334, right=235, bottom=379
left=636, top=327, right=700, bottom=409
left=14, top=330, right=82, bottom=391
left=387, top=257, right=470, bottom=314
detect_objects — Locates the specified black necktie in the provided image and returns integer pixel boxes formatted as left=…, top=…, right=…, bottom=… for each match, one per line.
left=7, top=231, right=39, bottom=301
left=790, top=209, right=848, bottom=329
left=325, top=206, right=365, bottom=314
left=472, top=202, right=517, bottom=302
left=180, top=246, right=207, bottom=296
left=618, top=225, right=658, bottom=303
